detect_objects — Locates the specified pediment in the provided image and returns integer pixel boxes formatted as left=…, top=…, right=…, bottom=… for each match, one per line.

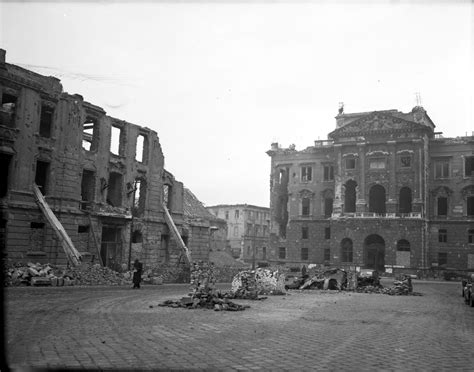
left=329, top=112, right=428, bottom=139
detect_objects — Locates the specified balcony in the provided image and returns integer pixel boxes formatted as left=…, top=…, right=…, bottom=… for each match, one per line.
left=332, top=212, right=422, bottom=219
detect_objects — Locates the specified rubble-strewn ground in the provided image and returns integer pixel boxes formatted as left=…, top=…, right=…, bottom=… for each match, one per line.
left=5, top=280, right=474, bottom=371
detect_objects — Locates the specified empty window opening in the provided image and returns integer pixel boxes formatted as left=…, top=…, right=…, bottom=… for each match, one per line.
left=400, top=156, right=411, bottom=168
left=344, top=180, right=357, bottom=213
left=302, top=226, right=308, bottom=239
left=107, top=172, right=123, bottom=207
left=81, top=169, right=95, bottom=209
left=132, top=179, right=147, bottom=217
left=345, top=158, right=356, bottom=170
left=262, top=246, right=267, bottom=260
left=467, top=196, right=474, bottom=216
left=0, top=93, right=17, bottom=127
left=235, top=209, right=240, bottom=219
left=301, top=247, right=309, bottom=261
left=35, top=160, right=49, bottom=195
left=437, top=197, right=448, bottom=216
left=341, top=238, right=353, bottom=262
left=325, top=227, right=331, bottom=240
left=465, top=156, right=474, bottom=177
left=323, top=165, right=334, bottom=181
left=399, top=187, right=412, bottom=214
left=434, top=160, right=449, bottom=179
left=302, top=198, right=311, bottom=216
left=369, top=184, right=386, bottom=214
left=132, top=230, right=143, bottom=243
left=82, top=116, right=99, bottom=151
left=110, top=126, right=122, bottom=155
left=369, top=158, right=386, bottom=169
left=301, top=166, right=312, bottom=182
left=324, top=197, right=333, bottom=217
left=279, top=247, right=286, bottom=259
left=468, top=229, right=474, bottom=244
left=225, top=211, right=229, bottom=220
left=30, top=222, right=45, bottom=229
left=78, top=225, right=90, bottom=233
left=0, top=153, right=12, bottom=198
left=324, top=248, right=331, bottom=261
left=136, top=134, right=148, bottom=163
left=397, top=239, right=410, bottom=251
left=39, top=104, right=54, bottom=138
left=162, top=184, right=171, bottom=209
left=438, top=252, right=448, bottom=266
left=438, top=229, right=447, bottom=243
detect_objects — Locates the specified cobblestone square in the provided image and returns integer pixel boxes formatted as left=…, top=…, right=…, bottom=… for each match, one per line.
left=6, top=280, right=474, bottom=371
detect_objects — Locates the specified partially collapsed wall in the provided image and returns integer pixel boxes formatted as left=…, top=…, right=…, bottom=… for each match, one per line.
left=0, top=49, right=202, bottom=269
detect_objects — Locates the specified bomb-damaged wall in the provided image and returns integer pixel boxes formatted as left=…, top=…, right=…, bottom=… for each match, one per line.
left=0, top=49, right=187, bottom=268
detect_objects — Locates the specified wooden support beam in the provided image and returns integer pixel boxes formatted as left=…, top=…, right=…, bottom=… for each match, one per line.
left=162, top=203, right=191, bottom=265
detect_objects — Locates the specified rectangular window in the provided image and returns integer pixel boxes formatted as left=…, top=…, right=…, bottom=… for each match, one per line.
left=302, top=198, right=310, bottom=216
left=110, top=126, right=122, bottom=155
left=301, top=166, right=312, bottom=182
left=39, top=104, right=54, bottom=138
left=437, top=197, right=448, bottom=216
left=468, top=196, right=474, bottom=216
left=81, top=169, right=95, bottom=209
left=325, top=227, right=331, bottom=239
left=278, top=247, right=286, bottom=259
left=369, top=158, right=386, bottom=169
left=225, top=211, right=229, bottom=220
left=235, top=210, right=240, bottom=219
left=263, top=225, right=267, bottom=236
left=465, top=156, right=474, bottom=177
left=345, top=158, right=356, bottom=170
left=132, top=179, right=147, bottom=217
left=324, top=248, right=331, bottom=261
left=82, top=116, right=99, bottom=151
left=136, top=134, right=148, bottom=163
left=323, top=165, right=334, bottom=181
left=438, top=228, right=447, bottom=243
left=434, top=160, right=450, bottom=179
left=400, top=156, right=411, bottom=168
left=468, top=229, right=474, bottom=244
left=301, top=226, right=308, bottom=239
left=246, top=223, right=252, bottom=235
left=35, top=160, right=49, bottom=195
left=301, top=247, right=309, bottom=261
left=233, top=226, right=238, bottom=236
left=107, top=172, right=123, bottom=207
left=0, top=153, right=12, bottom=198
left=0, top=93, right=17, bottom=128
left=438, top=252, right=448, bottom=266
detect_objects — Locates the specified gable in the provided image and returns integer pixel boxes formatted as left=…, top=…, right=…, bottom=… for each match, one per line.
left=329, top=112, right=431, bottom=139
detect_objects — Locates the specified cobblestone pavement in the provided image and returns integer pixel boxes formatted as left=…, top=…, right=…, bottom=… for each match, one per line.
left=5, top=280, right=474, bottom=371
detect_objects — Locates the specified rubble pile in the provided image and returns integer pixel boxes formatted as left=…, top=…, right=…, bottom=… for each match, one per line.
left=231, top=268, right=286, bottom=297
left=355, top=277, right=422, bottom=296
left=158, top=261, right=250, bottom=311
left=299, top=268, right=348, bottom=291
left=4, top=262, right=131, bottom=287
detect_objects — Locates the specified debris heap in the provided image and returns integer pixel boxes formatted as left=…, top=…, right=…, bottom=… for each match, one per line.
left=4, top=262, right=131, bottom=287
left=298, top=268, right=348, bottom=291
left=158, top=261, right=250, bottom=311
left=231, top=268, right=286, bottom=296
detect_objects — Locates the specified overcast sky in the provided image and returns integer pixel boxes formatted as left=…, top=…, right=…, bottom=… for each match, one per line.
left=1, top=1, right=473, bottom=207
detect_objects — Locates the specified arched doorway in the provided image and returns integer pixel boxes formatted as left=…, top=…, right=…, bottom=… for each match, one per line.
left=364, top=234, right=385, bottom=272
left=369, top=185, right=386, bottom=214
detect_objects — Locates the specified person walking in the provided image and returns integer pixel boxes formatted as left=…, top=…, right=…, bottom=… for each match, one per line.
left=132, top=258, right=143, bottom=289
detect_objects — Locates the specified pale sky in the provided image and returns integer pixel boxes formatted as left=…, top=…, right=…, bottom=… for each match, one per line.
left=1, top=1, right=473, bottom=207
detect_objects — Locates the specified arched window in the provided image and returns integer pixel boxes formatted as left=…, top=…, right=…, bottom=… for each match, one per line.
left=341, top=238, right=353, bottom=262
left=397, top=239, right=410, bottom=251
left=432, top=186, right=452, bottom=217
left=369, top=184, right=386, bottom=214
left=344, top=180, right=357, bottom=213
left=399, top=187, right=412, bottom=214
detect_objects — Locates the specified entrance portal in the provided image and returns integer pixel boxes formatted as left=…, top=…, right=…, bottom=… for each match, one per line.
left=101, top=226, right=122, bottom=270
left=364, top=234, right=385, bottom=272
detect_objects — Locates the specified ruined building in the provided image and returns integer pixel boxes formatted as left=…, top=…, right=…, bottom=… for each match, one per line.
left=267, top=106, right=474, bottom=274
left=206, top=204, right=270, bottom=265
left=0, top=49, right=215, bottom=269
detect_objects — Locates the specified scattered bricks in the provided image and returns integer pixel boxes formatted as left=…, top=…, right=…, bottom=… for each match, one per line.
left=231, top=268, right=286, bottom=297
left=31, top=277, right=52, bottom=286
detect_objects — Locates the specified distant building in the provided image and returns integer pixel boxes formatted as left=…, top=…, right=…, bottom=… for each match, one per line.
left=0, top=49, right=215, bottom=268
left=267, top=106, right=474, bottom=275
left=206, top=204, right=270, bottom=265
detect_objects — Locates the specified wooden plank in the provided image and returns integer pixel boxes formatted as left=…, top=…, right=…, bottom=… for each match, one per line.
left=32, top=184, right=82, bottom=266
left=87, top=214, right=103, bottom=266
left=162, top=203, right=192, bottom=265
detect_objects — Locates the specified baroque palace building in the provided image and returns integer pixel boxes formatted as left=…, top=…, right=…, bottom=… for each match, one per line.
left=267, top=106, right=474, bottom=275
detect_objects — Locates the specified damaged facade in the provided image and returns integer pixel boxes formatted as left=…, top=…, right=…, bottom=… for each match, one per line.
left=0, top=49, right=213, bottom=268
left=267, top=106, right=474, bottom=274
left=206, top=204, right=270, bottom=265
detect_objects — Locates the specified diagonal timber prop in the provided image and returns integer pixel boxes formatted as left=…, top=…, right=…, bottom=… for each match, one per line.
left=32, top=184, right=82, bottom=267
left=162, top=203, right=192, bottom=265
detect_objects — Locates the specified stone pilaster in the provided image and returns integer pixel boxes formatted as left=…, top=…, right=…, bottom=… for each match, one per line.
left=386, top=140, right=397, bottom=213
left=356, top=142, right=366, bottom=212
left=333, top=144, right=343, bottom=214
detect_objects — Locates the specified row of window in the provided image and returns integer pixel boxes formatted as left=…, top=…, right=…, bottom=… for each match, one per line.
left=301, top=226, right=331, bottom=240
left=435, top=195, right=474, bottom=217
left=438, top=229, right=474, bottom=244
left=434, top=157, right=474, bottom=178
left=223, top=209, right=269, bottom=221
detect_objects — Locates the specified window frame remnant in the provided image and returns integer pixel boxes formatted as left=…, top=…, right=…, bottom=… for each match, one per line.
left=39, top=103, right=54, bottom=138
left=0, top=92, right=17, bottom=128
left=324, top=248, right=331, bottom=261
left=301, top=226, right=308, bottom=240
left=81, top=169, right=95, bottom=209
left=301, top=247, right=309, bottom=261
left=106, top=172, right=123, bottom=207
left=278, top=247, right=286, bottom=259
left=434, top=159, right=450, bottom=179
left=110, top=125, right=123, bottom=156
left=301, top=166, right=312, bottom=182
left=35, top=160, right=50, bottom=195
left=341, top=238, right=353, bottom=262
left=132, top=178, right=147, bottom=217
left=438, top=228, right=447, bottom=243
left=301, top=197, right=311, bottom=216
left=82, top=115, right=99, bottom=152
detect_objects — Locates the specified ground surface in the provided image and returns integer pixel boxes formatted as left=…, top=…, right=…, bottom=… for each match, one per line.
left=5, top=280, right=474, bottom=371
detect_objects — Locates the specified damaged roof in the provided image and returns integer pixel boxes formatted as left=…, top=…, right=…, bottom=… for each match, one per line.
left=183, top=188, right=225, bottom=224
